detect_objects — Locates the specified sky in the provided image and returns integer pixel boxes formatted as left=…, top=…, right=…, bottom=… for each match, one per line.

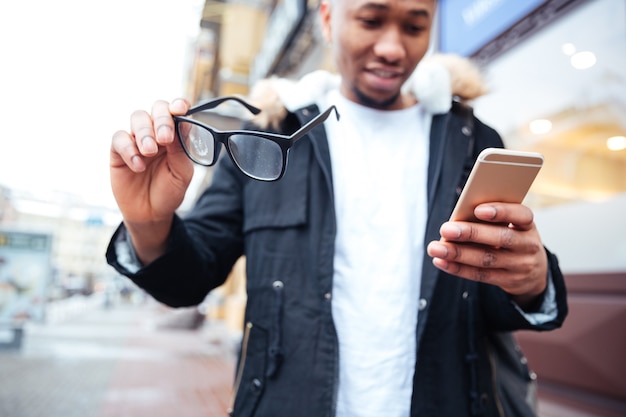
left=0, top=0, right=206, bottom=209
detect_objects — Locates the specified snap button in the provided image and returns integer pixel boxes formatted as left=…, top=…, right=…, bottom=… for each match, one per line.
left=324, top=292, right=332, bottom=301
left=251, top=378, right=263, bottom=391
left=462, top=126, right=472, bottom=136
left=418, top=298, right=427, bottom=311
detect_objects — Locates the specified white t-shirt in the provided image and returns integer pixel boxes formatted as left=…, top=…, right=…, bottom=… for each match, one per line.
left=319, top=90, right=431, bottom=417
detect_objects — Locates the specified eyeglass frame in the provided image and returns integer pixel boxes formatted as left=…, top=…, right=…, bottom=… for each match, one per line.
left=173, top=96, right=340, bottom=181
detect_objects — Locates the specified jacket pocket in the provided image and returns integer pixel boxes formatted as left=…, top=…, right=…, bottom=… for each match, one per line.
left=241, top=157, right=309, bottom=235
left=230, top=322, right=269, bottom=417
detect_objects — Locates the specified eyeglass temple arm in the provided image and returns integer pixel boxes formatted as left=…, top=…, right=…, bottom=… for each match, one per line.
left=291, top=106, right=340, bottom=143
left=186, top=96, right=262, bottom=116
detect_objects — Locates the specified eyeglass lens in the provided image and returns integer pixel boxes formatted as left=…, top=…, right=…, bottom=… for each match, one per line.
left=178, top=122, right=218, bottom=165
left=228, top=134, right=283, bottom=180
left=177, top=120, right=285, bottom=180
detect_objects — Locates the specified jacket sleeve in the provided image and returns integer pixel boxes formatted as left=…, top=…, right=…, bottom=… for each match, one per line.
left=105, top=156, right=247, bottom=307
left=480, top=246, right=568, bottom=332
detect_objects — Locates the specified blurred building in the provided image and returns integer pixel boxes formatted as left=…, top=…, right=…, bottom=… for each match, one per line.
left=0, top=186, right=121, bottom=300
left=185, top=0, right=332, bottom=102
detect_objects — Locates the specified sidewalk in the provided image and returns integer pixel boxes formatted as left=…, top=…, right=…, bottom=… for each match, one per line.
left=0, top=297, right=238, bottom=417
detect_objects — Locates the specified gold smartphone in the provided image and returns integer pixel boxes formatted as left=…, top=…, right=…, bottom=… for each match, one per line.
left=449, top=148, right=544, bottom=222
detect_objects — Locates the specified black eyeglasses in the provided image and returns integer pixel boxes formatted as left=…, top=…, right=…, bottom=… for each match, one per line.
left=173, top=96, right=339, bottom=181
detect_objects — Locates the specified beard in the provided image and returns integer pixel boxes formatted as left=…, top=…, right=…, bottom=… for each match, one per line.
left=351, top=85, right=401, bottom=110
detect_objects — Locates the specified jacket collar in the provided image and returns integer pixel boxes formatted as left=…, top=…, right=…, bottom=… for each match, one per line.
left=247, top=53, right=488, bottom=130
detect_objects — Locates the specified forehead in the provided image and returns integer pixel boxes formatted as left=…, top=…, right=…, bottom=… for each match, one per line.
left=337, top=0, right=436, bottom=14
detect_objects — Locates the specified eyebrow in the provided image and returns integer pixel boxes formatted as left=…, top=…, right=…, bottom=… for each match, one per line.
left=408, top=9, right=430, bottom=18
left=358, top=2, right=431, bottom=18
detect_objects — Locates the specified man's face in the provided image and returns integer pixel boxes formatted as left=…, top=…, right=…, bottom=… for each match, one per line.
left=320, top=0, right=435, bottom=110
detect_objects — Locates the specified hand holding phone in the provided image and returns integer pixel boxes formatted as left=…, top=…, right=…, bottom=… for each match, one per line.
left=449, top=148, right=543, bottom=222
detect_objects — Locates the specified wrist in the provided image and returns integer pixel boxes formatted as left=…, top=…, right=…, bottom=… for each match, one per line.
left=124, top=217, right=173, bottom=265
left=512, top=279, right=548, bottom=312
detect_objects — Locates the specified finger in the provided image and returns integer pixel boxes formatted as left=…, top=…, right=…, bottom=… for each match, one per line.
left=440, top=221, right=518, bottom=249
left=427, top=240, right=514, bottom=288
left=427, top=236, right=546, bottom=293
left=427, top=239, right=517, bottom=270
left=151, top=100, right=181, bottom=146
left=431, top=256, right=530, bottom=293
left=474, top=203, right=535, bottom=230
left=111, top=130, right=146, bottom=172
left=431, top=254, right=506, bottom=285
left=169, top=98, right=190, bottom=116
left=441, top=220, right=546, bottom=260
left=130, top=109, right=159, bottom=156
left=429, top=250, right=544, bottom=296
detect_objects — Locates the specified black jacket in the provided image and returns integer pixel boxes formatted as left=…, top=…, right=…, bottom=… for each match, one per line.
left=107, top=101, right=568, bottom=417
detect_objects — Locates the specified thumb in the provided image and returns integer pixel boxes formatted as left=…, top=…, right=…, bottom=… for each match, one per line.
left=165, top=139, right=195, bottom=186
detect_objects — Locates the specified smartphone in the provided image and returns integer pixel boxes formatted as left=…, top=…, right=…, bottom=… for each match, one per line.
left=449, top=148, right=544, bottom=222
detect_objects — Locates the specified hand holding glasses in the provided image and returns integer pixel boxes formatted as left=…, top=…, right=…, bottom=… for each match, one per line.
left=173, top=96, right=339, bottom=181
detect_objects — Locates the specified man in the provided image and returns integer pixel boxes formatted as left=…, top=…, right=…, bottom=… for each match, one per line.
left=107, top=1, right=567, bottom=416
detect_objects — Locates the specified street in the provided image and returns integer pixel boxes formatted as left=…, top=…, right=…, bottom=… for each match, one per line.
left=0, top=296, right=237, bottom=417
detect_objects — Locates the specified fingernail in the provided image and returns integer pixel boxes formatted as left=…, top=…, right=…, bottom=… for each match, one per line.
left=157, top=125, right=173, bottom=143
left=440, top=223, right=461, bottom=239
left=131, top=155, right=144, bottom=171
left=475, top=205, right=497, bottom=219
left=427, top=242, right=448, bottom=258
left=433, top=258, right=449, bottom=270
left=171, top=99, right=187, bottom=113
left=141, top=136, right=157, bottom=153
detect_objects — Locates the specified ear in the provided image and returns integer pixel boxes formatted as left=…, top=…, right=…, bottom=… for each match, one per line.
left=320, top=1, right=332, bottom=43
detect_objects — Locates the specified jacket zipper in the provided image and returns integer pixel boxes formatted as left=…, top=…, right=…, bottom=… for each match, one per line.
left=228, top=321, right=253, bottom=415
left=488, top=347, right=505, bottom=417
left=266, top=280, right=284, bottom=377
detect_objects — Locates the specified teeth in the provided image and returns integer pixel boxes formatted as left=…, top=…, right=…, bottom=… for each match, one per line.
left=372, top=69, right=397, bottom=78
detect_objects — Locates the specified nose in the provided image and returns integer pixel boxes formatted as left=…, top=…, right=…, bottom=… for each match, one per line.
left=373, top=26, right=406, bottom=63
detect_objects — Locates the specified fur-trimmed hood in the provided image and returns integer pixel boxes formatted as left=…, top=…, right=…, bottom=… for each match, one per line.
left=247, top=53, right=488, bottom=130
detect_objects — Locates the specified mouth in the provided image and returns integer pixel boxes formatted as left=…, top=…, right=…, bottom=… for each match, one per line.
left=368, top=68, right=403, bottom=79
left=363, top=67, right=405, bottom=92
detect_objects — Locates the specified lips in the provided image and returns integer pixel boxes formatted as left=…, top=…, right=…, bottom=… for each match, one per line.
left=364, top=67, right=405, bottom=92
left=370, top=68, right=403, bottom=79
